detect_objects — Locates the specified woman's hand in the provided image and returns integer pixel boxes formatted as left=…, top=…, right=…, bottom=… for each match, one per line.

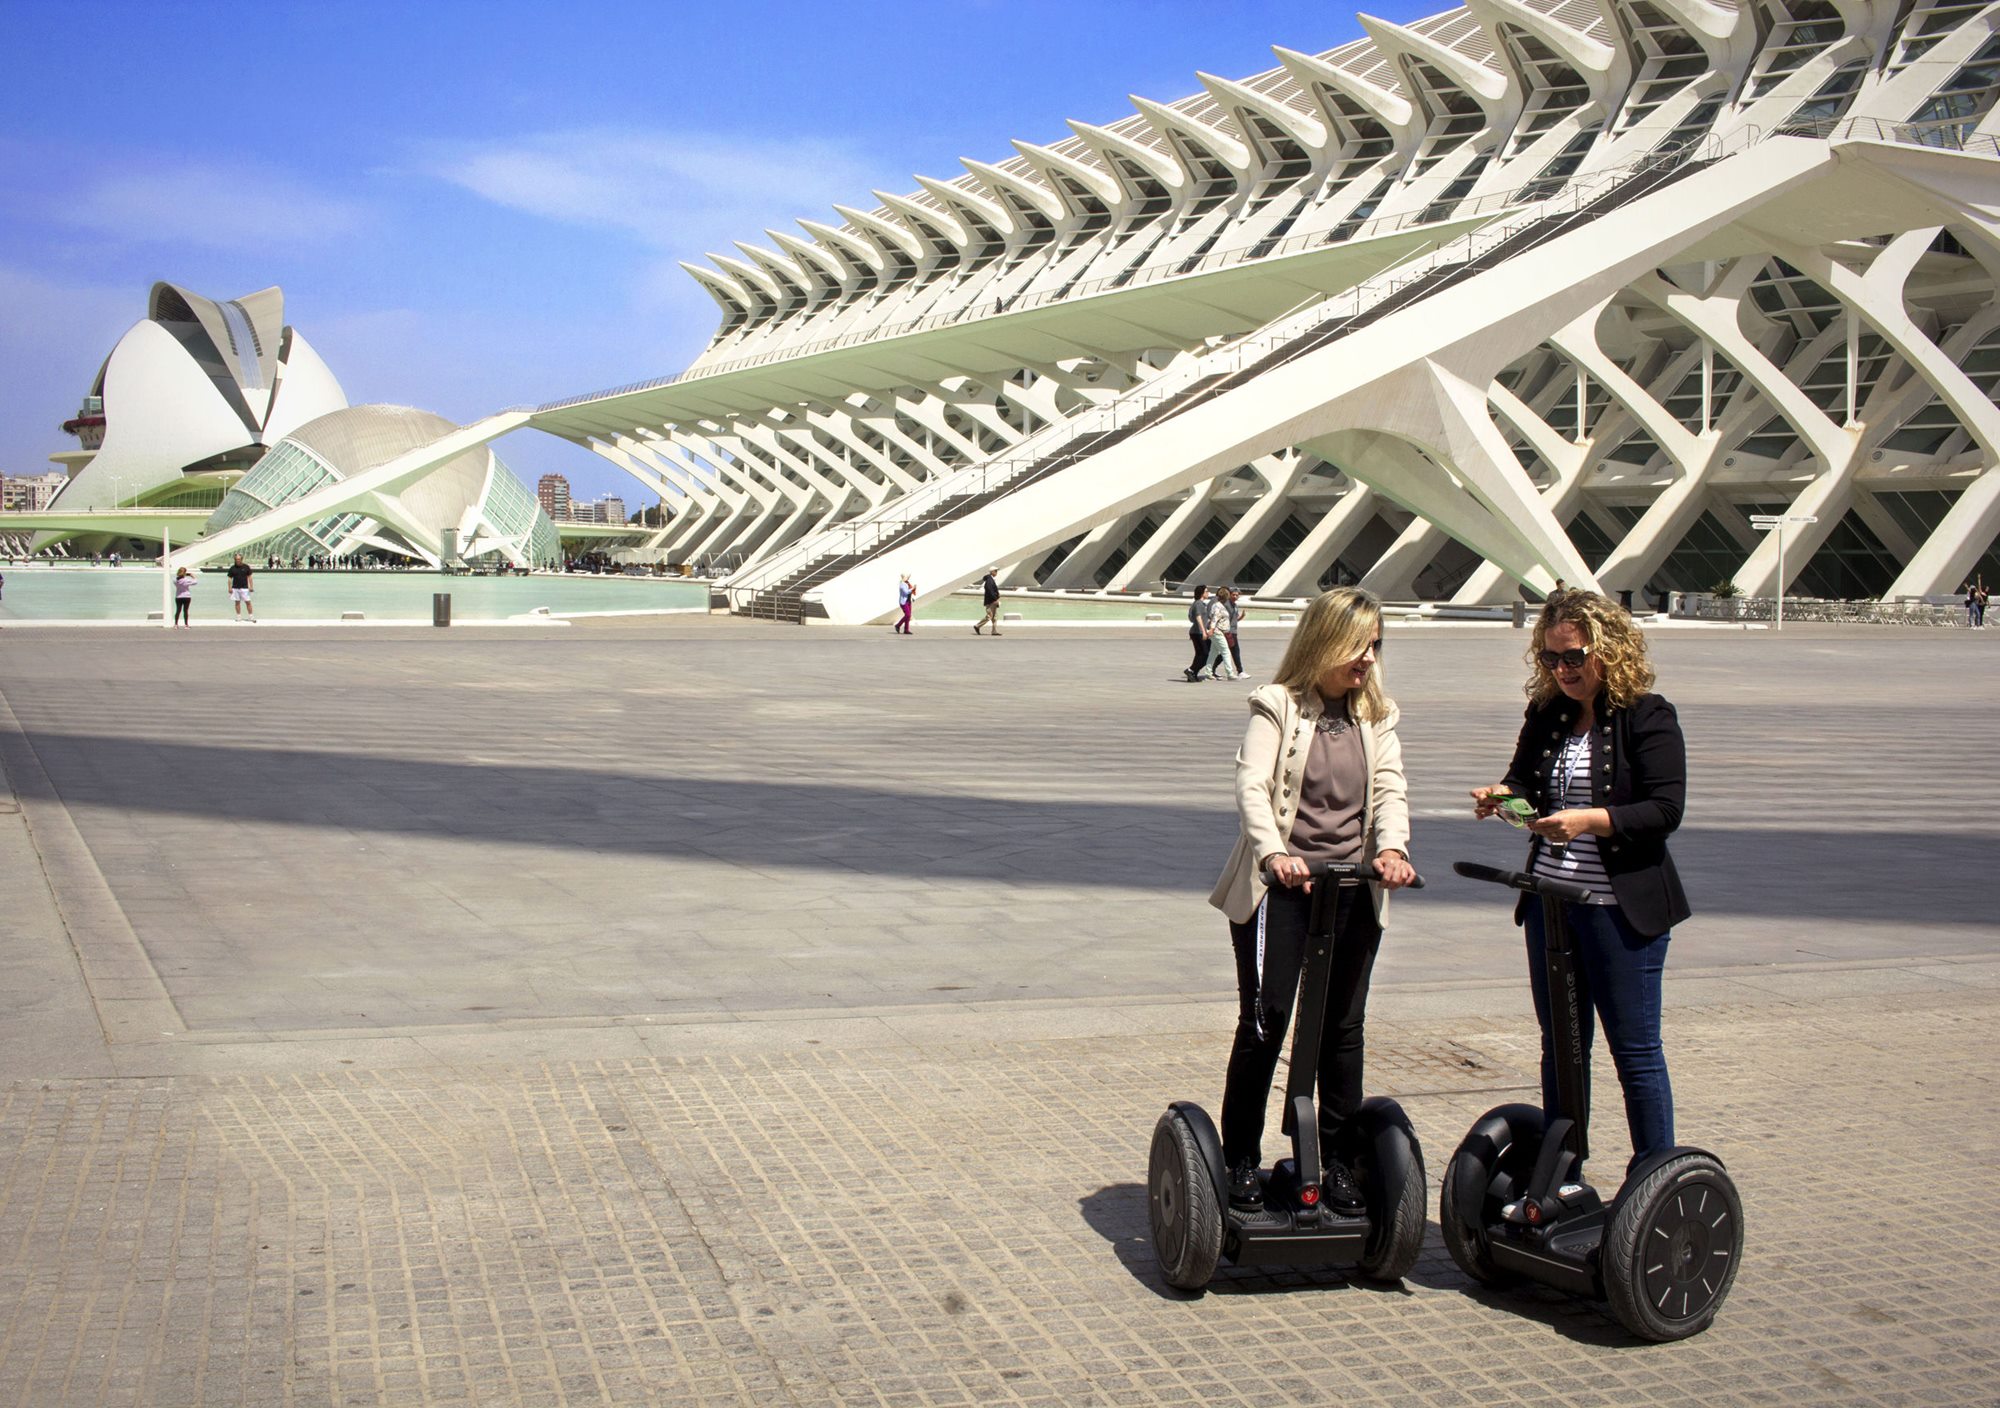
left=1265, top=854, right=1313, bottom=891
left=1470, top=784, right=1511, bottom=819
left=1372, top=849, right=1415, bottom=890
left=1526, top=808, right=1611, bottom=844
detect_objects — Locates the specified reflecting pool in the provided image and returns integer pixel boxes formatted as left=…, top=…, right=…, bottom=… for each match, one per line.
left=0, top=566, right=707, bottom=622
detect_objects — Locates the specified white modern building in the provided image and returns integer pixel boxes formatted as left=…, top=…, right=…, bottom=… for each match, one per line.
left=180, top=0, right=2000, bottom=620
left=47, top=283, right=347, bottom=541
left=205, top=405, right=563, bottom=570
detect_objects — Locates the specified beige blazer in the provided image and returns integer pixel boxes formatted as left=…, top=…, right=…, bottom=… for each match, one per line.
left=1208, top=682, right=1413, bottom=925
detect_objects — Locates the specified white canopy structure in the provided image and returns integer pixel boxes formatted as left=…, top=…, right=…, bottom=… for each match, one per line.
left=496, top=0, right=2000, bottom=623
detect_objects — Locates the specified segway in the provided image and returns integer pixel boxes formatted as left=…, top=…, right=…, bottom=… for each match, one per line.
left=1147, top=860, right=1427, bottom=1291
left=1440, top=861, right=1743, bottom=1341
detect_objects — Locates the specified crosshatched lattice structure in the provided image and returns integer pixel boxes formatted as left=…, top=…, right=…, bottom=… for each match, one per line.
left=183, top=1, right=2000, bottom=621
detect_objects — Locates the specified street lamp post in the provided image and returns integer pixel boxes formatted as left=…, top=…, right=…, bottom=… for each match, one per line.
left=1748, top=513, right=1818, bottom=630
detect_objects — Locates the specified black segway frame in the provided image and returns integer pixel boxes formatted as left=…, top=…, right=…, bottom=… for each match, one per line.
left=1440, top=860, right=1743, bottom=1341
left=1148, top=860, right=1427, bottom=1291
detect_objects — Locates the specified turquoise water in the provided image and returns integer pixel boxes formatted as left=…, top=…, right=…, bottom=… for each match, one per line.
left=0, top=567, right=707, bottom=622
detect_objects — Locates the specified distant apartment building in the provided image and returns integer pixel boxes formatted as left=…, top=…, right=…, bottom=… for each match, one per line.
left=1, top=471, right=70, bottom=511
left=536, top=473, right=571, bottom=521
left=564, top=495, right=628, bottom=524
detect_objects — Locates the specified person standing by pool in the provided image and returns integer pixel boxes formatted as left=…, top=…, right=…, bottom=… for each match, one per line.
left=227, top=555, right=257, bottom=622
left=893, top=573, right=915, bottom=633
left=173, top=568, right=194, bottom=628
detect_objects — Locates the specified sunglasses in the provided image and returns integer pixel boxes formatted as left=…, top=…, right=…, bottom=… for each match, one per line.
left=1537, top=646, right=1592, bottom=671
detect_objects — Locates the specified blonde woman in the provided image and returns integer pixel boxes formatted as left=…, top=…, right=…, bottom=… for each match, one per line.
left=1209, top=587, right=1416, bottom=1214
left=1471, top=590, right=1688, bottom=1171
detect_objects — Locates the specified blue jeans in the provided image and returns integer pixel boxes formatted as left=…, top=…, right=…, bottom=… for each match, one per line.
left=1524, top=899, right=1674, bottom=1168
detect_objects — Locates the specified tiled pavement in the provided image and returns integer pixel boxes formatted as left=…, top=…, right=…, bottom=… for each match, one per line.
left=0, top=986, right=1994, bottom=1406
left=0, top=618, right=1994, bottom=1404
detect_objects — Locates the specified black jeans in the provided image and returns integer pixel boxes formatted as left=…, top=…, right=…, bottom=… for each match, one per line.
left=173, top=598, right=191, bottom=624
left=1188, top=625, right=1207, bottom=674
left=1220, top=882, right=1383, bottom=1166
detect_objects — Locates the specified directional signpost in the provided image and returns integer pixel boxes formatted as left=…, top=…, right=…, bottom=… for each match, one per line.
left=1749, top=513, right=1818, bottom=630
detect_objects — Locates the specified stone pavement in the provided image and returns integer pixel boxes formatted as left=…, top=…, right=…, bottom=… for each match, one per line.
left=0, top=617, right=1994, bottom=1405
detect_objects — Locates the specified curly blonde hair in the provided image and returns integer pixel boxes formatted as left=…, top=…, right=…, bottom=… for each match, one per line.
left=1528, top=590, right=1656, bottom=709
left=1273, top=587, right=1392, bottom=722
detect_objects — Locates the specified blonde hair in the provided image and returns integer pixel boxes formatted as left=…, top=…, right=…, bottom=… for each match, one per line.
left=1528, top=590, right=1656, bottom=709
left=1273, top=587, right=1391, bottom=722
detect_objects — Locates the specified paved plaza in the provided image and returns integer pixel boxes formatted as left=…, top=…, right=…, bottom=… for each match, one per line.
left=0, top=615, right=1995, bottom=1405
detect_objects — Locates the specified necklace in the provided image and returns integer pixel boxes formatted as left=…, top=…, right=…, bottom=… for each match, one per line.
left=1314, top=707, right=1352, bottom=738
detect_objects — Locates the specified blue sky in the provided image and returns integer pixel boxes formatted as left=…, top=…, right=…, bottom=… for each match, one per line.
left=2, top=0, right=1433, bottom=504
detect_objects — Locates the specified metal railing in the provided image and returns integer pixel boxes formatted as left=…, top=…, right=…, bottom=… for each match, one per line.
left=1675, top=593, right=1970, bottom=626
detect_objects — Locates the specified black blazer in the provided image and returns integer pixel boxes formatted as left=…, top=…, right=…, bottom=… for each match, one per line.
left=1501, top=690, right=1691, bottom=938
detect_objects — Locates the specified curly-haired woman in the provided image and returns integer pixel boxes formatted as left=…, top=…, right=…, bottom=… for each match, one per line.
left=1471, top=591, right=1689, bottom=1171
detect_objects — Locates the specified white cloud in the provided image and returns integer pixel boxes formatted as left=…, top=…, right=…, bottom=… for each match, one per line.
left=420, top=128, right=882, bottom=258
left=63, top=161, right=369, bottom=251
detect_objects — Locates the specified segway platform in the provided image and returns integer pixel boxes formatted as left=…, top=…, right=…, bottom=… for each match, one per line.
left=1148, top=861, right=1427, bottom=1291
left=1440, top=860, right=1743, bottom=1341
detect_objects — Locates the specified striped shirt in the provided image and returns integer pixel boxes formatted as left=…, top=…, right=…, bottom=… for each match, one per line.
left=1530, top=731, right=1616, bottom=898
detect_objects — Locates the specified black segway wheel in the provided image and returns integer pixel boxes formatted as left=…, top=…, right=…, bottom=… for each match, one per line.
left=1439, top=1103, right=1545, bottom=1288
left=1355, top=1132, right=1425, bottom=1282
left=1602, top=1152, right=1743, bottom=1342
left=1147, top=1110, right=1223, bottom=1291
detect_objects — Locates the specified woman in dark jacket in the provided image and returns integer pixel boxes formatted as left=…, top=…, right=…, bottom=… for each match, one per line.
left=1472, top=591, right=1688, bottom=1169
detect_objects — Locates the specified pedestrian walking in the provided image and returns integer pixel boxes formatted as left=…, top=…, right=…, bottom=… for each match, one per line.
left=172, top=568, right=194, bottom=627
left=1222, top=586, right=1248, bottom=679
left=1204, top=589, right=1238, bottom=679
left=1210, top=587, right=1415, bottom=1214
left=1977, top=581, right=1989, bottom=629
left=1184, top=585, right=1211, bottom=681
left=227, top=554, right=256, bottom=621
left=973, top=567, right=1002, bottom=635
left=1471, top=590, right=1690, bottom=1173
left=893, top=573, right=915, bottom=633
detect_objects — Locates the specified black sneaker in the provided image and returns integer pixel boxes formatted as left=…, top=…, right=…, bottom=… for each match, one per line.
left=1321, top=1159, right=1367, bottom=1217
left=1227, top=1157, right=1264, bottom=1210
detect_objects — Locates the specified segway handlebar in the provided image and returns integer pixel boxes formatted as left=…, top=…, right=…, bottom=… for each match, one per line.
left=1451, top=860, right=1609, bottom=905
left=1310, top=859, right=1425, bottom=889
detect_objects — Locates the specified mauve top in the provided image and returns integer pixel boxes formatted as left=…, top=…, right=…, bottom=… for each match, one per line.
left=1285, top=697, right=1366, bottom=864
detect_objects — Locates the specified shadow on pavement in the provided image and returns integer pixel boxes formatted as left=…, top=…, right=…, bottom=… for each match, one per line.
left=9, top=730, right=1997, bottom=922
left=1406, top=1217, right=1669, bottom=1348
left=1078, top=1182, right=1418, bottom=1301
